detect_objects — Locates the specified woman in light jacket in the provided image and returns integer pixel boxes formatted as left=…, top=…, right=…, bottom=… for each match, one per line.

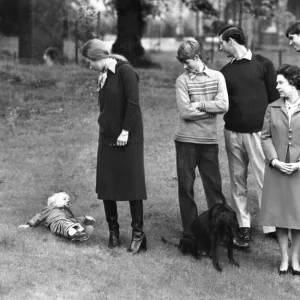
left=260, top=64, right=300, bottom=276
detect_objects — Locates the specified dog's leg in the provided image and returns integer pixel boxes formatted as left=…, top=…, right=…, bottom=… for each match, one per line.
left=211, top=237, right=222, bottom=272
left=228, top=242, right=240, bottom=267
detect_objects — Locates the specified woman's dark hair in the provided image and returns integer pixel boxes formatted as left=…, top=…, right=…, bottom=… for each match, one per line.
left=286, top=21, right=300, bottom=38
left=218, top=25, right=247, bottom=46
left=277, top=64, right=300, bottom=90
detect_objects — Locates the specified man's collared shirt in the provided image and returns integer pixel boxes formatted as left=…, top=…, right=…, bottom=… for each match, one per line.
left=188, top=65, right=211, bottom=80
left=231, top=49, right=252, bottom=63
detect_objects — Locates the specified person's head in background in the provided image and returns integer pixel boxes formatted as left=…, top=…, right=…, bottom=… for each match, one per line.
left=43, top=47, right=59, bottom=66
left=276, top=64, right=300, bottom=100
left=286, top=21, right=300, bottom=52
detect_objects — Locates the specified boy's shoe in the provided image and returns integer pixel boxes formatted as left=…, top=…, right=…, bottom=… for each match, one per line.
left=71, top=231, right=89, bottom=242
left=179, top=237, right=198, bottom=257
left=238, top=227, right=251, bottom=242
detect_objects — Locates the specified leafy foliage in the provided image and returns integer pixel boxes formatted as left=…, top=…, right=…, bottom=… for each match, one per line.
left=182, top=0, right=218, bottom=16
left=65, top=0, right=99, bottom=42
left=104, top=0, right=171, bottom=18
left=104, top=0, right=218, bottom=19
left=259, top=0, right=277, bottom=17
left=240, top=0, right=277, bottom=18
left=238, top=0, right=295, bottom=26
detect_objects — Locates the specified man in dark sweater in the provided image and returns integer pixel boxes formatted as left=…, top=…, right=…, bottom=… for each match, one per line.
left=286, top=21, right=300, bottom=52
left=218, top=26, right=279, bottom=247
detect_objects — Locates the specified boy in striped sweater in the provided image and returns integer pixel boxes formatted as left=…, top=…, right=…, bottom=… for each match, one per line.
left=174, top=39, right=229, bottom=254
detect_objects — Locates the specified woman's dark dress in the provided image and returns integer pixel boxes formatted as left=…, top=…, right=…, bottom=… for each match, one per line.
left=96, top=61, right=147, bottom=201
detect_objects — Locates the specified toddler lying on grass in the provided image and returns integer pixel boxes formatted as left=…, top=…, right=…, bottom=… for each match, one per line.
left=19, top=192, right=95, bottom=242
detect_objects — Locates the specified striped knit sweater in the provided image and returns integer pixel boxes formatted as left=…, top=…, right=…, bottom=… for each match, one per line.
left=174, top=67, right=228, bottom=144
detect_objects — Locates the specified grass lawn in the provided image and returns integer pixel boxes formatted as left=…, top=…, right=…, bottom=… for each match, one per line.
left=1, top=50, right=300, bottom=300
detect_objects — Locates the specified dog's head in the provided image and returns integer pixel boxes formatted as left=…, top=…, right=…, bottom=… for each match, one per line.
left=47, top=192, right=70, bottom=207
left=210, top=204, right=239, bottom=245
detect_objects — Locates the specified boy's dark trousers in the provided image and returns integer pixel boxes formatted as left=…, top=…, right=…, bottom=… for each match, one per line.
left=175, top=141, right=226, bottom=240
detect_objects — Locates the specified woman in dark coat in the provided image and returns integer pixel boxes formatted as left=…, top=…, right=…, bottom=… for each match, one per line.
left=82, top=39, right=147, bottom=254
left=259, top=64, right=300, bottom=275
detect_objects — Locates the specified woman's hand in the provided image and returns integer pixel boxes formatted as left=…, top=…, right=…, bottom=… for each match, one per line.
left=116, top=130, right=129, bottom=147
left=273, top=159, right=297, bottom=174
left=285, top=162, right=300, bottom=173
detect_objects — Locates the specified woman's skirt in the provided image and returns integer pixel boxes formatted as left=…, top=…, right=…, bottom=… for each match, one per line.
left=259, top=164, right=300, bottom=229
left=96, top=142, right=147, bottom=201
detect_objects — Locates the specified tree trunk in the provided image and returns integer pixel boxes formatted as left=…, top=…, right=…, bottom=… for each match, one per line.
left=0, top=0, right=19, bottom=35
left=18, top=0, right=31, bottom=61
left=112, top=0, right=156, bottom=67
left=18, top=0, right=64, bottom=63
left=241, top=13, right=255, bottom=49
left=277, top=0, right=289, bottom=48
left=238, top=0, right=243, bottom=27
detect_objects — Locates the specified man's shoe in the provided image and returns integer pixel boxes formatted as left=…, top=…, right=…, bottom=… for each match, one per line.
left=238, top=227, right=251, bottom=242
left=233, top=238, right=250, bottom=249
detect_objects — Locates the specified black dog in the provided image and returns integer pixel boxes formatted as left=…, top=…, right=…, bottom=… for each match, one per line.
left=191, top=203, right=240, bottom=272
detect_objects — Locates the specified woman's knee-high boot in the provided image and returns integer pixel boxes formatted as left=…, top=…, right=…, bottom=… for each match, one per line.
left=127, top=200, right=147, bottom=254
left=103, top=200, right=120, bottom=248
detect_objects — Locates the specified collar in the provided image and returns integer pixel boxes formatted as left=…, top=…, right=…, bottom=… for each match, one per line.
left=270, top=97, right=300, bottom=109
left=285, top=97, right=300, bottom=108
left=188, top=64, right=212, bottom=79
left=270, top=98, right=286, bottom=107
left=97, top=59, right=117, bottom=91
left=106, top=58, right=117, bottom=73
left=231, top=49, right=252, bottom=63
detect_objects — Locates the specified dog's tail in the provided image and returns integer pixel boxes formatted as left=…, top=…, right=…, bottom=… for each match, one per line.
left=161, top=236, right=179, bottom=248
